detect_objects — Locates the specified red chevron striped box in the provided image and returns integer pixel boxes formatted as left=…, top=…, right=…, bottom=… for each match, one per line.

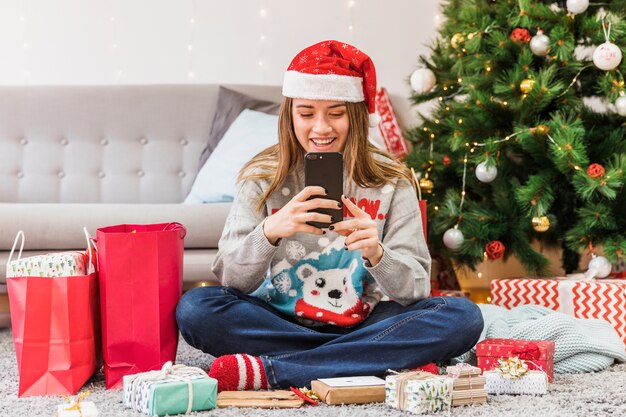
left=491, top=278, right=626, bottom=348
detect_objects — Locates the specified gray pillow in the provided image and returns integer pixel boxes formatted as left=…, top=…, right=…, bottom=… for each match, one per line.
left=198, top=86, right=281, bottom=169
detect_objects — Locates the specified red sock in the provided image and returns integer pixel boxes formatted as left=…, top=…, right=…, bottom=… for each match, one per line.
left=412, top=362, right=439, bottom=375
left=208, top=354, right=268, bottom=392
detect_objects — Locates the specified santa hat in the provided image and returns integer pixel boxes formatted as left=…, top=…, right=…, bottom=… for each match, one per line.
left=282, top=40, right=380, bottom=127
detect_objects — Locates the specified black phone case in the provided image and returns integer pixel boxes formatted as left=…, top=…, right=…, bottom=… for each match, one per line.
left=304, top=152, right=343, bottom=229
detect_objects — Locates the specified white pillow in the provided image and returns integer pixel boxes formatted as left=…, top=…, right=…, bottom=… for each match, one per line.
left=185, top=109, right=279, bottom=203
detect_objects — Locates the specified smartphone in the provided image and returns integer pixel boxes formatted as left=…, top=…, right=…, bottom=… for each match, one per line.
left=304, top=152, right=343, bottom=229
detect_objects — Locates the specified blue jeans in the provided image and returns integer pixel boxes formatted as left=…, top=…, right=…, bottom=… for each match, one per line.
left=176, top=286, right=483, bottom=388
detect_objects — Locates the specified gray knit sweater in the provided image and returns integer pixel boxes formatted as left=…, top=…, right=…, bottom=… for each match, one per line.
left=211, top=160, right=431, bottom=327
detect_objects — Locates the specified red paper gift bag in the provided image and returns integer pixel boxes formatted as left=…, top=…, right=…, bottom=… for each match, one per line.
left=96, top=223, right=185, bottom=389
left=7, top=230, right=100, bottom=397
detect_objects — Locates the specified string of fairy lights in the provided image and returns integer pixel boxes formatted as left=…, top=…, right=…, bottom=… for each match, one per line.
left=414, top=7, right=623, bottom=276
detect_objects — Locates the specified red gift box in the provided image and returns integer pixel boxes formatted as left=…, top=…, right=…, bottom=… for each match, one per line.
left=476, top=338, right=555, bottom=382
left=491, top=278, right=626, bottom=348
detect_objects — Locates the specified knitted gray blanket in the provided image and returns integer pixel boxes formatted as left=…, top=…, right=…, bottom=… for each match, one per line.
left=465, top=304, right=626, bottom=373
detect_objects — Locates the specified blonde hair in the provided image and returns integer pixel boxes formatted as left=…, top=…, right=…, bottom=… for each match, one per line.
left=238, top=97, right=416, bottom=212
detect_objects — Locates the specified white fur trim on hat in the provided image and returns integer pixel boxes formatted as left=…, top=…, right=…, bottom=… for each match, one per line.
left=283, top=71, right=364, bottom=102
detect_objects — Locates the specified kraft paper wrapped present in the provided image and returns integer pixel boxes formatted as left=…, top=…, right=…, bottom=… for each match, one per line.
left=311, top=376, right=386, bottom=405
left=56, top=391, right=98, bottom=417
left=476, top=338, right=554, bottom=382
left=386, top=371, right=453, bottom=414
left=445, top=364, right=487, bottom=406
left=123, top=361, right=217, bottom=416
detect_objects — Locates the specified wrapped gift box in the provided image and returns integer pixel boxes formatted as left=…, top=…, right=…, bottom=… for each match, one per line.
left=491, top=278, right=626, bottom=347
left=445, top=364, right=487, bottom=406
left=311, top=376, right=385, bottom=405
left=57, top=401, right=98, bottom=417
left=386, top=372, right=453, bottom=414
left=484, top=370, right=548, bottom=395
left=123, top=363, right=217, bottom=416
left=8, top=251, right=88, bottom=277
left=217, top=390, right=304, bottom=408
left=476, top=338, right=554, bottom=382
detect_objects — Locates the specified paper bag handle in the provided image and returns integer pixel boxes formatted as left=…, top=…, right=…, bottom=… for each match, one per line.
left=8, top=230, right=25, bottom=265
left=163, top=222, right=187, bottom=239
left=83, top=227, right=97, bottom=275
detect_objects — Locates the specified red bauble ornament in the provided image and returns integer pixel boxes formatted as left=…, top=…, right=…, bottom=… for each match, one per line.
left=587, top=163, right=605, bottom=178
left=443, top=155, right=452, bottom=166
left=486, top=240, right=505, bottom=260
left=510, top=28, right=531, bottom=44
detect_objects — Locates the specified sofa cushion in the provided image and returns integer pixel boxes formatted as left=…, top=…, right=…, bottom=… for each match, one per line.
left=185, top=109, right=279, bottom=203
left=197, top=86, right=281, bottom=172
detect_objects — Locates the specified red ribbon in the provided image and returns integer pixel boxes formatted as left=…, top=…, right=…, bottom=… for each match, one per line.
left=511, top=342, right=540, bottom=361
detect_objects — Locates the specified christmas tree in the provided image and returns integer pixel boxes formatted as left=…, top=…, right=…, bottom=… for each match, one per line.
left=407, top=0, right=626, bottom=275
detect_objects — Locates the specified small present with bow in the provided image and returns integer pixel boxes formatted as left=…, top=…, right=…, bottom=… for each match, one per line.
left=483, top=357, right=548, bottom=395
left=56, top=391, right=98, bottom=417
left=445, top=364, right=487, bottom=406
left=122, top=361, right=217, bottom=416
left=385, top=371, right=453, bottom=414
left=476, top=338, right=555, bottom=382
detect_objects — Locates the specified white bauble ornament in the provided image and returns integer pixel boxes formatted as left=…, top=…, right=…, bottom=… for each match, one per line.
left=592, top=42, right=623, bottom=71
left=410, top=68, right=436, bottom=94
left=530, top=31, right=551, bottom=56
left=443, top=227, right=464, bottom=250
left=584, top=254, right=612, bottom=279
left=566, top=0, right=589, bottom=14
left=475, top=161, right=498, bottom=183
left=615, top=95, right=626, bottom=117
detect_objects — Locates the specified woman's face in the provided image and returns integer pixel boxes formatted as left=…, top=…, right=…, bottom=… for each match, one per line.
left=291, top=99, right=350, bottom=153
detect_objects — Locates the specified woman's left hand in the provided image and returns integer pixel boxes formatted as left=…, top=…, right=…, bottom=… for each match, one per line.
left=331, top=195, right=384, bottom=266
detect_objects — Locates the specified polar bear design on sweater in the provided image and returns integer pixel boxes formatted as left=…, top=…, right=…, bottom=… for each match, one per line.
left=294, top=258, right=371, bottom=327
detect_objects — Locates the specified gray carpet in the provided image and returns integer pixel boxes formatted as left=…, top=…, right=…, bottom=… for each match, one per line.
left=1, top=328, right=625, bottom=417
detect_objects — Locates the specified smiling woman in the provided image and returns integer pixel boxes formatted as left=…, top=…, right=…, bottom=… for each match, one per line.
left=175, top=40, right=484, bottom=393
left=291, top=100, right=350, bottom=153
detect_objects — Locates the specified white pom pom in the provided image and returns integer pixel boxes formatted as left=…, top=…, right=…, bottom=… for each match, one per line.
left=369, top=112, right=381, bottom=127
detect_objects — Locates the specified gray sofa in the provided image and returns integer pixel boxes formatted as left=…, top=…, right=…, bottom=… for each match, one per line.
left=0, top=84, right=284, bottom=286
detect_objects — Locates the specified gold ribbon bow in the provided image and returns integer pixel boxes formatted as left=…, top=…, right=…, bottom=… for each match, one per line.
left=495, top=356, right=529, bottom=379
left=61, top=390, right=91, bottom=417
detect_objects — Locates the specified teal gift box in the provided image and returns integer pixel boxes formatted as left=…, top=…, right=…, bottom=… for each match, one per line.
left=123, top=361, right=217, bottom=416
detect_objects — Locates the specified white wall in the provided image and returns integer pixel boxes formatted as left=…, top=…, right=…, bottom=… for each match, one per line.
left=0, top=0, right=442, bottom=125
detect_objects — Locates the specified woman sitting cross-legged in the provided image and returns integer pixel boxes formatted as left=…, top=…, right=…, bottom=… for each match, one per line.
left=176, top=40, right=484, bottom=391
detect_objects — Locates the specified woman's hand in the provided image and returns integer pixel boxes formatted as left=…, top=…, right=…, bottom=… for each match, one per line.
left=331, top=195, right=384, bottom=266
left=263, top=186, right=342, bottom=245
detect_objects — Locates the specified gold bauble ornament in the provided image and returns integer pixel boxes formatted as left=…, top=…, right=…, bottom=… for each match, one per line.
left=520, top=78, right=535, bottom=94
left=419, top=177, right=434, bottom=194
left=532, top=216, right=550, bottom=232
left=451, top=33, right=465, bottom=49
